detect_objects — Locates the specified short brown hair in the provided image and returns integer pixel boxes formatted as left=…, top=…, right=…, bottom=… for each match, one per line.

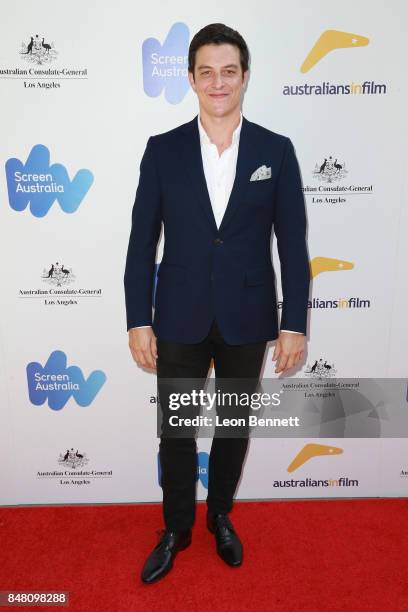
left=188, top=23, right=250, bottom=77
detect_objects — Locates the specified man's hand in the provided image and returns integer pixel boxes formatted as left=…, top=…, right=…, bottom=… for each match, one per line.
left=272, top=331, right=305, bottom=374
left=128, top=326, right=157, bottom=371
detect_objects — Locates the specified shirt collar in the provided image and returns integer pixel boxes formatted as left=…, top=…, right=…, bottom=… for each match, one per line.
left=197, top=111, right=243, bottom=147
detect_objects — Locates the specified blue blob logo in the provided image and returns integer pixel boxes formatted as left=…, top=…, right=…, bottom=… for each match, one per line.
left=142, top=22, right=190, bottom=105
left=157, top=451, right=209, bottom=489
left=6, top=144, right=94, bottom=217
left=197, top=451, right=209, bottom=488
left=27, top=350, right=106, bottom=411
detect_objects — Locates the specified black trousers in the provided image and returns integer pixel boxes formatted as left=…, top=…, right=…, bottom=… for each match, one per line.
left=156, top=318, right=267, bottom=531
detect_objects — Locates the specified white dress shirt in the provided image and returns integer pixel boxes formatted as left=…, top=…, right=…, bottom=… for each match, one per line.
left=135, top=112, right=301, bottom=335
left=197, top=111, right=242, bottom=229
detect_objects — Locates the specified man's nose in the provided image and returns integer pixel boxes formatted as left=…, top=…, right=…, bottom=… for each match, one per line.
left=212, top=72, right=224, bottom=88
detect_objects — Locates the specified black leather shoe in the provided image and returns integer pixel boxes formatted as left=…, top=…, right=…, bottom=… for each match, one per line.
left=141, top=528, right=192, bottom=584
left=207, top=512, right=243, bottom=567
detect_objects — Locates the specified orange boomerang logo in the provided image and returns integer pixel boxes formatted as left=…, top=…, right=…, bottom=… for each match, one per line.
left=310, top=256, right=354, bottom=279
left=287, top=443, right=343, bottom=472
left=301, top=30, right=369, bottom=73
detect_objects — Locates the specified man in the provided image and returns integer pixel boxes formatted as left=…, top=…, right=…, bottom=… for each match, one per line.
left=124, top=23, right=310, bottom=584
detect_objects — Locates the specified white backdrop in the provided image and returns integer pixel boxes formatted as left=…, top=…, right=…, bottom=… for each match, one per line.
left=0, top=0, right=407, bottom=506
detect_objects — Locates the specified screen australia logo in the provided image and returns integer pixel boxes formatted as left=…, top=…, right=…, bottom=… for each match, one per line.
left=142, top=22, right=190, bottom=104
left=27, top=350, right=106, bottom=411
left=158, top=451, right=208, bottom=488
left=5, top=144, right=94, bottom=217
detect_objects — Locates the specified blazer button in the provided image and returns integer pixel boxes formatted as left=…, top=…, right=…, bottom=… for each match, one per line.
left=213, top=238, right=224, bottom=245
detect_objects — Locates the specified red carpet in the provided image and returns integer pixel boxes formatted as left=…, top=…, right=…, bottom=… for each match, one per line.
left=1, top=499, right=408, bottom=611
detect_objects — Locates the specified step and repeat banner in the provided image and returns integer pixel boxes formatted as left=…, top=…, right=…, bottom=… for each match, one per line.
left=0, top=1, right=407, bottom=506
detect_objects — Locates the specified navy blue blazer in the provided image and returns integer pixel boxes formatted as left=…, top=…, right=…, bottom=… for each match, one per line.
left=124, top=114, right=310, bottom=344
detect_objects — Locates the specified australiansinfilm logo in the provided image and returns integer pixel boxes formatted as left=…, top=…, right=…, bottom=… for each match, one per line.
left=273, top=443, right=359, bottom=490
left=301, top=155, right=374, bottom=206
left=37, top=448, right=113, bottom=487
left=5, top=144, right=94, bottom=217
left=18, top=262, right=103, bottom=307
left=283, top=29, right=387, bottom=96
left=277, top=256, right=371, bottom=313
left=0, top=33, right=88, bottom=89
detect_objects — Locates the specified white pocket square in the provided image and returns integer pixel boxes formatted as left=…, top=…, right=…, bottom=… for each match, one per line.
left=250, top=165, right=272, bottom=181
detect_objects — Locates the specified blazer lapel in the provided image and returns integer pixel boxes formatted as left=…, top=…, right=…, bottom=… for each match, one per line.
left=180, top=114, right=256, bottom=234
left=218, top=115, right=256, bottom=233
left=180, top=115, right=218, bottom=233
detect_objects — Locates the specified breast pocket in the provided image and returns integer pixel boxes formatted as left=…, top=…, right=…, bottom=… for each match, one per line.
left=246, top=177, right=275, bottom=206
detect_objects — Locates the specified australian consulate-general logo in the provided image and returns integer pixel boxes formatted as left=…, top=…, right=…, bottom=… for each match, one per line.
left=0, top=33, right=88, bottom=88
left=36, top=448, right=113, bottom=486
left=43, top=262, right=76, bottom=287
left=20, top=34, right=58, bottom=65
left=18, top=262, right=103, bottom=307
left=305, top=358, right=337, bottom=379
left=313, top=156, right=348, bottom=183
left=301, top=153, right=373, bottom=205
left=58, top=448, right=89, bottom=469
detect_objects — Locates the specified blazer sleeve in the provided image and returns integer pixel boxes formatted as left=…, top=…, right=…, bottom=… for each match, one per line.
left=124, top=136, right=162, bottom=331
left=273, top=137, right=310, bottom=334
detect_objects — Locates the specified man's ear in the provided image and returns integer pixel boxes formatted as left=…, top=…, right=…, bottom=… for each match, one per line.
left=242, top=69, right=249, bottom=90
left=188, top=70, right=196, bottom=91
